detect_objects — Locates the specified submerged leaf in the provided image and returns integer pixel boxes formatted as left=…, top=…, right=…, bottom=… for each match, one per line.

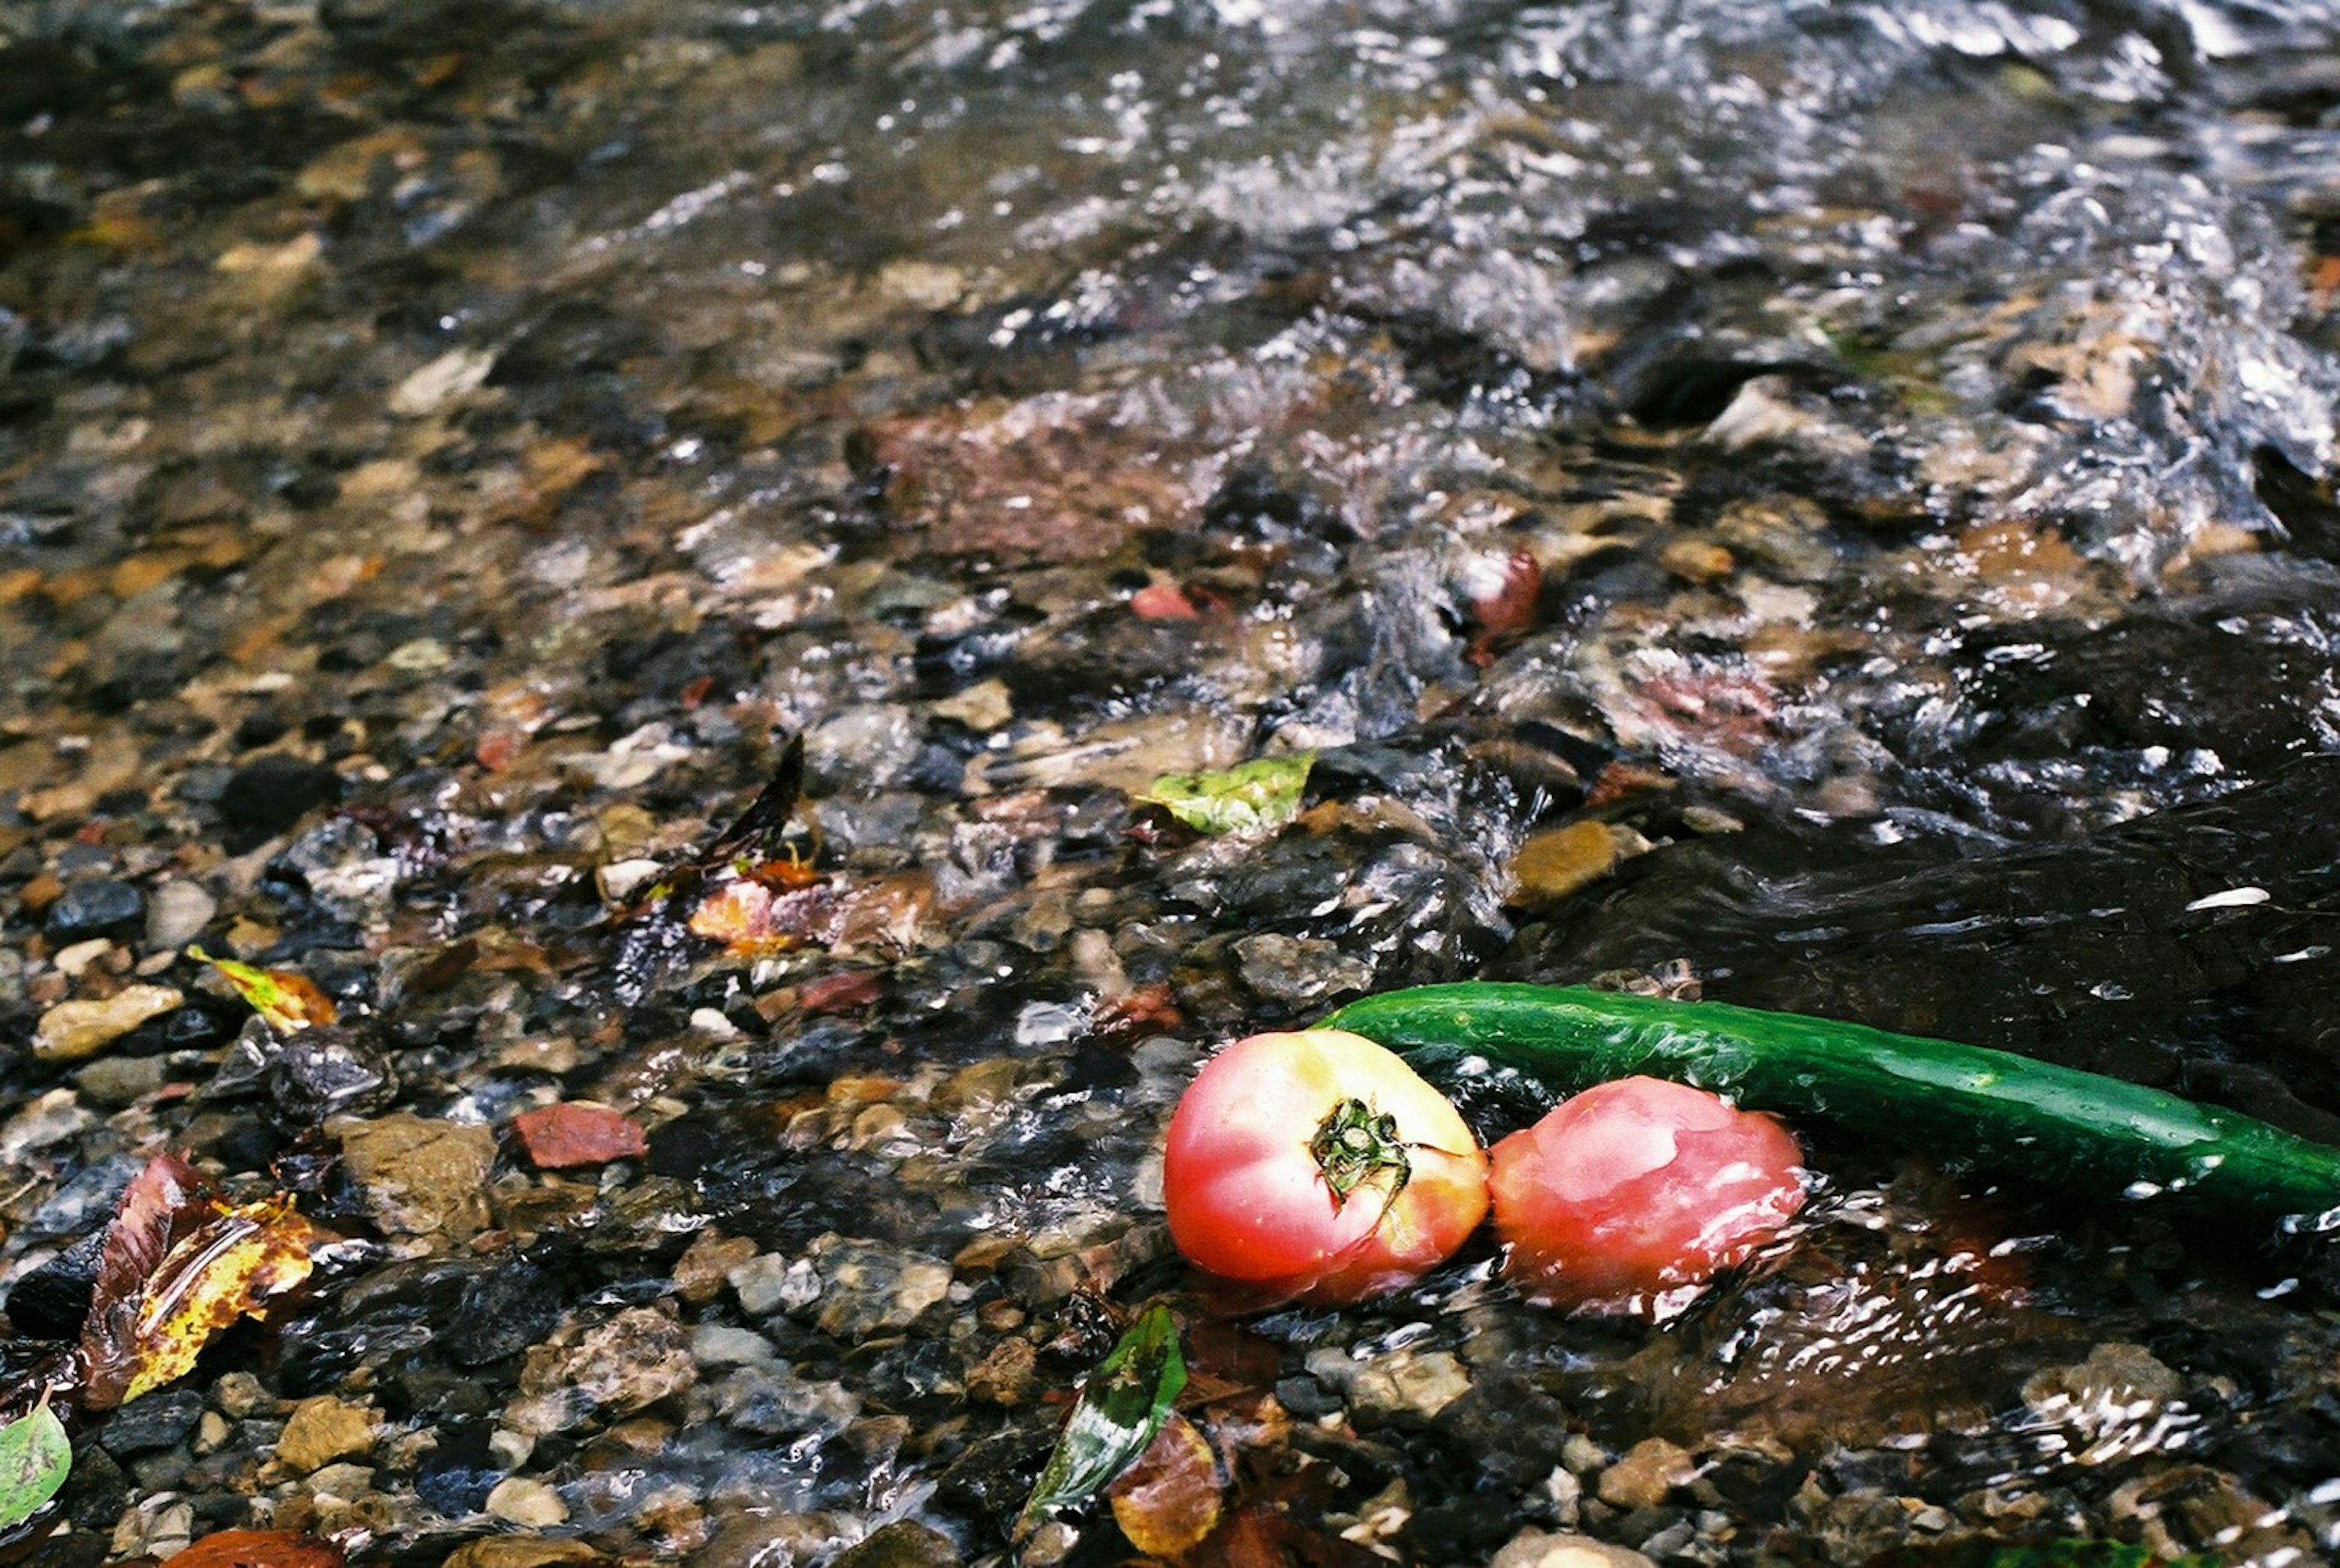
left=1107, top=1411, right=1222, bottom=1556
left=187, top=946, right=337, bottom=1032
left=1137, top=754, right=1314, bottom=836
left=80, top=1157, right=336, bottom=1410
left=0, top=1400, right=69, bottom=1531
left=1018, top=1304, right=1187, bottom=1534
left=117, top=1197, right=332, bottom=1405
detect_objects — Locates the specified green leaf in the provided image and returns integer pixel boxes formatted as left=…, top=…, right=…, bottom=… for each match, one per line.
left=1137, top=753, right=1314, bottom=836
left=1017, top=1304, right=1186, bottom=1534
left=0, top=1401, right=71, bottom=1531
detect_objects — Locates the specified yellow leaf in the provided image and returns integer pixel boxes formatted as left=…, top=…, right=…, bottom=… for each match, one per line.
left=188, top=946, right=338, bottom=1031
left=119, top=1197, right=329, bottom=1404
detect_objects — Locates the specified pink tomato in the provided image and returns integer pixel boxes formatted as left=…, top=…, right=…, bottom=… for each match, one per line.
left=1164, top=1029, right=1490, bottom=1304
left=1491, top=1074, right=1804, bottom=1316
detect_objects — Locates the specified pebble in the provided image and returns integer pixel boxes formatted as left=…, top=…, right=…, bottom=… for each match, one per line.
left=831, top=1519, right=963, bottom=1567
left=690, top=1324, right=778, bottom=1369
left=278, top=1396, right=378, bottom=1474
left=1306, top=1347, right=1472, bottom=1421
left=98, top=1391, right=207, bottom=1458
left=213, top=1373, right=276, bottom=1419
left=731, top=1252, right=820, bottom=1318
left=1507, top=821, right=1620, bottom=910
left=1235, top=932, right=1377, bottom=1006
left=807, top=1237, right=952, bottom=1341
left=1488, top=1530, right=1659, bottom=1568
left=673, top=1231, right=757, bottom=1303
left=44, top=878, right=146, bottom=942
left=74, top=1053, right=169, bottom=1107
left=33, top=984, right=185, bottom=1062
left=52, top=937, right=117, bottom=977
left=218, top=753, right=342, bottom=837
left=144, top=880, right=218, bottom=948
left=505, top=1307, right=697, bottom=1438
left=487, top=1475, right=570, bottom=1527
left=328, top=1113, right=497, bottom=1240
left=444, top=1541, right=608, bottom=1568
left=1597, top=1438, right=1696, bottom=1511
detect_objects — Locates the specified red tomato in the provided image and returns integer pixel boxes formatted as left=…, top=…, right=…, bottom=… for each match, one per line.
left=1491, top=1074, right=1805, bottom=1317
left=1164, top=1029, right=1490, bottom=1304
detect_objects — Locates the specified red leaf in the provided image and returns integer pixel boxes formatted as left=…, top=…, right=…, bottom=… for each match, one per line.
left=511, top=1103, right=649, bottom=1169
left=1467, top=548, right=1542, bottom=667
left=158, top=1529, right=344, bottom=1568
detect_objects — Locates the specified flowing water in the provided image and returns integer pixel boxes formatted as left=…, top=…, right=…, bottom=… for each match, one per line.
left=8, top=0, right=2340, bottom=1564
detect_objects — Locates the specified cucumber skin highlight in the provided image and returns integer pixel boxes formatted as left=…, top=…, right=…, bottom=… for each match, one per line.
left=1322, top=983, right=2340, bottom=1221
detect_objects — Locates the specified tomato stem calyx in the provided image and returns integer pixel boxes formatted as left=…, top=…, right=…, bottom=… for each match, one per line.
left=1310, top=1097, right=1413, bottom=1208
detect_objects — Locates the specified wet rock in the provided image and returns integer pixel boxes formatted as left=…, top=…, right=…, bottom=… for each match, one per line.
left=672, top=1230, right=757, bottom=1304
left=690, top=1324, right=776, bottom=1369
left=1234, top=932, right=1376, bottom=1007
left=690, top=1510, right=858, bottom=1568
left=831, top=1520, right=962, bottom=1568
left=504, top=1307, right=697, bottom=1438
left=1306, top=1346, right=1472, bottom=1422
left=75, top=1054, right=169, bottom=1107
left=218, top=754, right=341, bottom=840
left=328, top=1113, right=497, bottom=1241
left=807, top=1236, right=952, bottom=1342
left=487, top=1475, right=569, bottom=1527
left=222, top=1026, right=399, bottom=1127
left=278, top=1396, right=377, bottom=1474
left=1507, top=821, right=1620, bottom=910
left=731, top=1252, right=820, bottom=1318
left=510, top=1102, right=647, bottom=1169
left=443, top=1541, right=608, bottom=1568
left=144, top=881, right=217, bottom=949
left=98, top=1391, right=207, bottom=1459
left=34, top=984, right=184, bottom=1062
left=7, top=1228, right=107, bottom=1338
left=1597, top=1439, right=1696, bottom=1511
left=45, top=879, right=146, bottom=943
left=445, top=1249, right=572, bottom=1368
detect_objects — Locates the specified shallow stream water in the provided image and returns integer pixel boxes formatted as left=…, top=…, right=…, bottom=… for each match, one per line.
left=9, top=1, right=2340, bottom=1564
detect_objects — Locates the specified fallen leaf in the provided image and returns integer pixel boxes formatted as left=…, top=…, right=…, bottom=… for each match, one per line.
left=0, top=1397, right=69, bottom=1531
left=1468, top=547, right=1542, bottom=665
left=158, top=1528, right=346, bottom=1568
left=186, top=946, right=337, bottom=1031
left=80, top=1157, right=336, bottom=1410
left=1019, top=1304, right=1187, bottom=1535
left=1136, top=754, right=1314, bottom=837
left=1107, top=1411, right=1222, bottom=1556
left=114, top=1198, right=332, bottom=1405
left=510, top=1104, right=648, bottom=1169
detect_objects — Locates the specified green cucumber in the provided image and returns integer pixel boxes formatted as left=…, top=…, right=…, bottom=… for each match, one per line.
left=1322, top=983, right=2340, bottom=1222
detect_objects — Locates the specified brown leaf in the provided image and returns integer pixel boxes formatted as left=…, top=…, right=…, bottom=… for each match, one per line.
left=1107, top=1413, right=1223, bottom=1558
left=80, top=1153, right=221, bottom=1406
left=80, top=1160, right=335, bottom=1410
left=510, top=1103, right=648, bottom=1170
left=157, top=1528, right=345, bottom=1568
